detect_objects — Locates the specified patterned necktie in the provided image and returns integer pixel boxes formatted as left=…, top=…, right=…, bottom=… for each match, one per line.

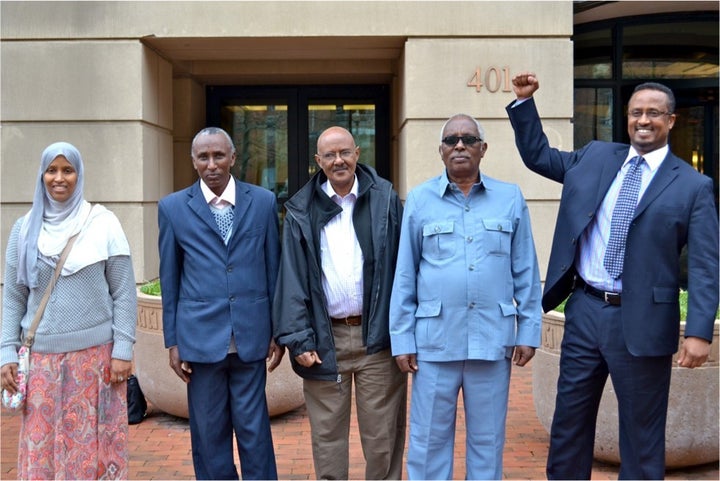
left=213, top=206, right=234, bottom=244
left=603, top=156, right=644, bottom=279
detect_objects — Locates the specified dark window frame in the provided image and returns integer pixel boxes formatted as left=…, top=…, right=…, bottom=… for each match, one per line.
left=206, top=84, right=391, bottom=201
left=573, top=11, right=719, bottom=195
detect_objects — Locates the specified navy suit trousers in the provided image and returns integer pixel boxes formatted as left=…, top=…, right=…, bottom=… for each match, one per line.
left=187, top=354, right=277, bottom=480
left=547, top=288, right=672, bottom=480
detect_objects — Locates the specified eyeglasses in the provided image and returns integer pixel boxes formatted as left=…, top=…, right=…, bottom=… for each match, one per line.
left=628, top=109, right=672, bottom=119
left=318, top=149, right=356, bottom=162
left=441, top=135, right=483, bottom=146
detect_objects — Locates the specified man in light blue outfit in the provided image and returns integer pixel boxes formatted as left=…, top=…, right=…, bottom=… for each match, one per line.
left=390, top=113, right=542, bottom=480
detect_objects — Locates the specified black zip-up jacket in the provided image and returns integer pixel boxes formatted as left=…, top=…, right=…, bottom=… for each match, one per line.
left=272, top=164, right=403, bottom=381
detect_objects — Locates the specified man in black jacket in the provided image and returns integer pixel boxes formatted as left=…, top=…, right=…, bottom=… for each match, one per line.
left=273, top=126, right=407, bottom=480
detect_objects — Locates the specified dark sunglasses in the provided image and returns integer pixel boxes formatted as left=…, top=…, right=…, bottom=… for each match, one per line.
left=442, top=135, right=483, bottom=146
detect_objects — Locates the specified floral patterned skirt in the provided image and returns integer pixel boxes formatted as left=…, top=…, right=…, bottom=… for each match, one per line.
left=18, top=343, right=128, bottom=480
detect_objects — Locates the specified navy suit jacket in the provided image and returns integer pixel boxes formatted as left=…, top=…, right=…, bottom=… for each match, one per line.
left=507, top=98, right=718, bottom=357
left=158, top=179, right=280, bottom=363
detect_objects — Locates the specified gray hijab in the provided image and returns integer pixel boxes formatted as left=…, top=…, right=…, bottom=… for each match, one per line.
left=16, top=142, right=85, bottom=288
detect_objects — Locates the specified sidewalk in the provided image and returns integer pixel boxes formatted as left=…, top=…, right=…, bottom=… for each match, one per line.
left=2, top=362, right=718, bottom=479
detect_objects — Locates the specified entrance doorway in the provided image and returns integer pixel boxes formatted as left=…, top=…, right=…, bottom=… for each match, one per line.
left=206, top=85, right=390, bottom=220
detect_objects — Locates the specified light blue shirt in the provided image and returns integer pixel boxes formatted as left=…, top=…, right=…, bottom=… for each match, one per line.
left=576, top=145, right=666, bottom=292
left=389, top=171, right=542, bottom=362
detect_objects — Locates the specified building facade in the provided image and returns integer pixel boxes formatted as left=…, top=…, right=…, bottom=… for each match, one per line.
left=1, top=1, right=717, bottom=289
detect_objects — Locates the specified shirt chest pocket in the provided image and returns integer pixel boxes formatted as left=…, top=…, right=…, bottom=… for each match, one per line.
left=482, top=218, right=513, bottom=256
left=422, top=222, right=456, bottom=260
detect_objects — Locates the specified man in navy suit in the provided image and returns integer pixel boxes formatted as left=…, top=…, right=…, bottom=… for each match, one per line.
left=507, top=73, right=718, bottom=479
left=158, top=127, right=283, bottom=480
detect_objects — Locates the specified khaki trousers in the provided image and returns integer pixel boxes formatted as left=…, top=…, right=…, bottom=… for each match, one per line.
left=303, top=323, right=407, bottom=480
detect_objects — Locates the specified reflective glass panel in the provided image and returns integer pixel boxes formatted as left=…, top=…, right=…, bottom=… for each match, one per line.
left=221, top=103, right=289, bottom=201
left=574, top=87, right=613, bottom=147
left=671, top=105, right=705, bottom=174
left=574, top=28, right=613, bottom=79
left=307, top=104, right=376, bottom=177
left=623, top=22, right=719, bottom=79
left=220, top=104, right=289, bottom=227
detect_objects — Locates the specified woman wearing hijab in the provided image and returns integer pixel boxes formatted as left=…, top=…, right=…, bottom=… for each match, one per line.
left=0, top=142, right=137, bottom=480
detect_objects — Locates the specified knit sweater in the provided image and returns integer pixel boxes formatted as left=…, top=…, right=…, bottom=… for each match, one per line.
left=1, top=218, right=137, bottom=365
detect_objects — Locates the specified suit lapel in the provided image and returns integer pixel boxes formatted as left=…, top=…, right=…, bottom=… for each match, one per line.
left=187, top=182, right=222, bottom=237
left=634, top=152, right=680, bottom=218
left=229, top=179, right=252, bottom=247
left=594, top=147, right=628, bottom=207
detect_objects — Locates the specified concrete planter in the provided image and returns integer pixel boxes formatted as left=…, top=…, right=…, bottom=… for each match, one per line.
left=533, top=310, right=719, bottom=468
left=135, top=290, right=305, bottom=418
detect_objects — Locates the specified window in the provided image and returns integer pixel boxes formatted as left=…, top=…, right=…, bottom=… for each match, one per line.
left=573, top=13, right=718, bottom=190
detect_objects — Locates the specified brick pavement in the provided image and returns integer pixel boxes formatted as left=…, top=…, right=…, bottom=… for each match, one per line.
left=2, top=362, right=718, bottom=480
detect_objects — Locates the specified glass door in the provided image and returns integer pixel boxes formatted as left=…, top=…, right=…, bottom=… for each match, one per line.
left=298, top=86, right=388, bottom=181
left=306, top=103, right=377, bottom=177
left=218, top=102, right=292, bottom=207
left=207, top=85, right=390, bottom=221
left=671, top=87, right=718, bottom=192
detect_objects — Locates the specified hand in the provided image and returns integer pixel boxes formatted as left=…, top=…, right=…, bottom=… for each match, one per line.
left=0, top=363, right=19, bottom=394
left=511, top=72, right=540, bottom=100
left=111, top=358, right=133, bottom=384
left=169, top=346, right=191, bottom=383
left=513, top=345, right=536, bottom=367
left=294, top=351, right=322, bottom=368
left=395, top=354, right=418, bottom=373
left=267, top=338, right=285, bottom=373
left=677, top=336, right=711, bottom=368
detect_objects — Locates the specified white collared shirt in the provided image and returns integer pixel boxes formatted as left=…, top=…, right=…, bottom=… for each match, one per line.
left=319, top=177, right=364, bottom=319
left=577, top=145, right=667, bottom=292
left=199, top=177, right=236, bottom=208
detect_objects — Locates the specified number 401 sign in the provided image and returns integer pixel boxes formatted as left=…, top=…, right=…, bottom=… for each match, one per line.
left=467, top=66, right=512, bottom=93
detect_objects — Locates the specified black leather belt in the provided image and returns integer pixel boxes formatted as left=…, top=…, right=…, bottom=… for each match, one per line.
left=330, top=315, right=362, bottom=326
left=575, top=277, right=621, bottom=306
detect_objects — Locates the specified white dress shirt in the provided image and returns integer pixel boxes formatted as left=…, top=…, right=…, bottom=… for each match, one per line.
left=320, top=177, right=364, bottom=319
left=577, top=145, right=666, bottom=292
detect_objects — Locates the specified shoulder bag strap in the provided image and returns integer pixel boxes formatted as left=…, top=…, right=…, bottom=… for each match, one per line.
left=23, top=232, right=80, bottom=348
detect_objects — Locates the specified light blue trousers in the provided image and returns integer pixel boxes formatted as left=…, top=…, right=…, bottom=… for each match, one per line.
left=407, top=359, right=511, bottom=480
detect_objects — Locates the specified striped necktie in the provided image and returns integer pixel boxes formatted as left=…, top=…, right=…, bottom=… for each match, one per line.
left=603, top=156, right=644, bottom=279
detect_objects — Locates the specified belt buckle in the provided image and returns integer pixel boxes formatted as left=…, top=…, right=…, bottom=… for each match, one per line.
left=604, top=291, right=620, bottom=305
left=333, top=315, right=361, bottom=326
